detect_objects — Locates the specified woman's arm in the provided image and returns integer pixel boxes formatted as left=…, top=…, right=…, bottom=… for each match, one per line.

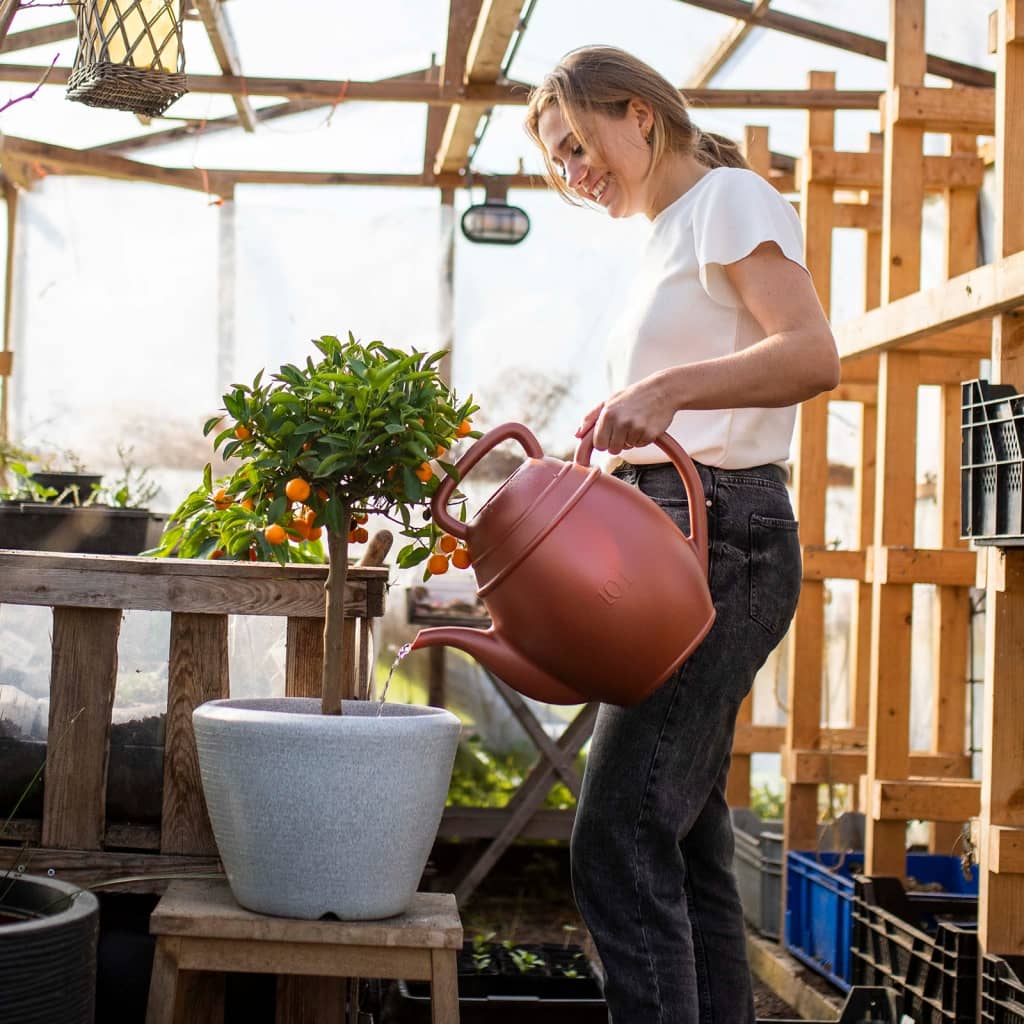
left=582, top=241, right=840, bottom=455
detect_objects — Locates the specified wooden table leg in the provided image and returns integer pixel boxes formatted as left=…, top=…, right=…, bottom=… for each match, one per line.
left=177, top=969, right=225, bottom=1024
left=430, top=948, right=460, bottom=1024
left=145, top=937, right=180, bottom=1024
left=276, top=975, right=347, bottom=1023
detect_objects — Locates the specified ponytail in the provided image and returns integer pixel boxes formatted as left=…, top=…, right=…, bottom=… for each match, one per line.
left=693, top=128, right=750, bottom=170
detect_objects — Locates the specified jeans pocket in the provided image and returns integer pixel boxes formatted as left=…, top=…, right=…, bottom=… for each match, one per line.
left=748, top=513, right=802, bottom=635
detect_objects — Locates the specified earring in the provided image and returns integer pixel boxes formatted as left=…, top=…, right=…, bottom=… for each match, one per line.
left=645, top=133, right=652, bottom=145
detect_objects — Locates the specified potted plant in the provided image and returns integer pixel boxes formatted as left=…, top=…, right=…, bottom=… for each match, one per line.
left=0, top=444, right=165, bottom=556
left=165, top=333, right=478, bottom=920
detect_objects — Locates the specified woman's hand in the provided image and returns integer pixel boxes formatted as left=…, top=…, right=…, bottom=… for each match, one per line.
left=576, top=375, right=677, bottom=455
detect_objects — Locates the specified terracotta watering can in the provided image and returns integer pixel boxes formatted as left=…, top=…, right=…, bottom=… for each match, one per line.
left=411, top=422, right=716, bottom=706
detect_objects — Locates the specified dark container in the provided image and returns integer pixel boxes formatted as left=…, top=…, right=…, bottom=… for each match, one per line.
left=29, top=471, right=103, bottom=500
left=981, top=952, right=1024, bottom=1023
left=0, top=503, right=166, bottom=555
left=961, top=379, right=1024, bottom=545
left=852, top=873, right=980, bottom=1023
left=0, top=873, right=99, bottom=1024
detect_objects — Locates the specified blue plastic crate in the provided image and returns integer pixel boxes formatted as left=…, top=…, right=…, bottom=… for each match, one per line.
left=785, top=852, right=978, bottom=993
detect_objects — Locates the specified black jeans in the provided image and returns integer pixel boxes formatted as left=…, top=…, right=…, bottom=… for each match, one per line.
left=571, top=460, right=802, bottom=1024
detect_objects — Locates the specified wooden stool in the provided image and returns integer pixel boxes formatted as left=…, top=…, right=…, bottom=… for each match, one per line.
left=145, top=878, right=462, bottom=1024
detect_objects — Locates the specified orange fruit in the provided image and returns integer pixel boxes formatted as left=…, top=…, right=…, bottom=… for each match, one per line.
left=354, top=512, right=368, bottom=524
left=415, top=462, right=433, bottom=483
left=210, top=548, right=224, bottom=560
left=264, top=524, right=286, bottom=545
left=436, top=444, right=447, bottom=457
left=248, top=547, right=258, bottom=562
left=291, top=518, right=311, bottom=541
left=439, top=534, right=458, bottom=553
left=452, top=548, right=472, bottom=570
left=240, top=497, right=254, bottom=511
left=348, top=529, right=357, bottom=543
left=212, top=488, right=232, bottom=510
left=234, top=424, right=251, bottom=440
left=427, top=553, right=450, bottom=575
left=354, top=526, right=368, bottom=544
left=302, top=441, right=312, bottom=451
left=317, top=487, right=329, bottom=501
left=456, top=419, right=472, bottom=437
left=285, top=478, right=311, bottom=502
left=308, top=526, right=322, bottom=541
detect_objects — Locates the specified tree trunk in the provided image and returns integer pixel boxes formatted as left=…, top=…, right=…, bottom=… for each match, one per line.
left=321, top=511, right=350, bottom=715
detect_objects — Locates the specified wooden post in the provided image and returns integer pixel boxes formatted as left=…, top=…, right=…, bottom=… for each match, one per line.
left=41, top=608, right=121, bottom=850
left=0, top=180, right=15, bottom=444
left=979, top=0, right=1024, bottom=958
left=928, top=131, right=979, bottom=855
left=161, top=613, right=230, bottom=856
left=726, top=123, right=774, bottom=808
left=863, top=0, right=927, bottom=878
left=783, top=72, right=834, bottom=852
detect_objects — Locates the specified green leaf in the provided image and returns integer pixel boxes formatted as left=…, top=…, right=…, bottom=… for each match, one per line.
left=398, top=546, right=430, bottom=568
left=267, top=494, right=287, bottom=524
left=438, top=460, right=461, bottom=483
left=203, top=464, right=213, bottom=492
left=203, top=416, right=224, bottom=436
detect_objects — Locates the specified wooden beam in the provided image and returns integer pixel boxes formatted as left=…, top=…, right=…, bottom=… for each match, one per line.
left=193, top=0, right=257, bottom=131
left=885, top=84, right=996, bottom=135
left=989, top=826, right=1024, bottom=874
left=0, top=63, right=884, bottom=110
left=835, top=251, right=1024, bottom=360
left=0, top=0, right=18, bottom=51
left=673, top=0, right=995, bottom=87
left=801, top=546, right=866, bottom=581
left=785, top=749, right=972, bottom=785
left=806, top=149, right=983, bottom=191
left=1, top=19, right=76, bottom=54
left=865, top=546, right=977, bottom=586
left=1, top=181, right=14, bottom=444
left=687, top=0, right=771, bottom=89
left=732, top=722, right=786, bottom=755
left=433, top=0, right=485, bottom=175
left=872, top=779, right=981, bottom=822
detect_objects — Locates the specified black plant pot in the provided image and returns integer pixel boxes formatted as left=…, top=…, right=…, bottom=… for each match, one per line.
left=29, top=472, right=103, bottom=500
left=0, top=503, right=166, bottom=555
left=0, top=873, right=99, bottom=1024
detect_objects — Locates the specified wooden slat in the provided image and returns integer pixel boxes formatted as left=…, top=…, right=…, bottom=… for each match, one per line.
left=990, top=826, right=1024, bottom=874
left=1, top=18, right=75, bottom=54
left=0, top=63, right=884, bottom=109
left=41, top=608, right=121, bottom=850
left=437, top=806, right=575, bottom=840
left=865, top=546, right=977, bottom=586
left=887, top=84, right=995, bottom=135
left=872, top=779, right=981, bottom=822
left=733, top=723, right=786, bottom=753
left=285, top=617, right=325, bottom=698
left=835, top=249, right=1024, bottom=360
left=193, top=0, right=257, bottom=131
left=687, top=0, right=772, bottom=89
left=801, top=546, right=866, bottom=581
left=0, top=551, right=385, bottom=618
left=806, top=149, right=984, bottom=191
left=674, top=0, right=995, bottom=87
left=161, top=613, right=229, bottom=856
left=785, top=749, right=971, bottom=785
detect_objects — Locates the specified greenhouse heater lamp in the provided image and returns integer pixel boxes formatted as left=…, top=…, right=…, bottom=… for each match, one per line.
left=461, top=178, right=531, bottom=246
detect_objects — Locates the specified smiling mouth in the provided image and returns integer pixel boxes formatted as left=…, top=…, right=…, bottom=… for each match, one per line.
left=590, top=177, right=609, bottom=203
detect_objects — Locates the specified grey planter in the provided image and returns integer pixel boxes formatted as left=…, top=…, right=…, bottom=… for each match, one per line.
left=0, top=873, right=99, bottom=1024
left=193, top=697, right=461, bottom=920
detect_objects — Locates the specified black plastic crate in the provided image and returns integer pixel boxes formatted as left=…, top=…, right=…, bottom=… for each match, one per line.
left=982, top=953, right=1024, bottom=1024
left=962, top=379, right=1024, bottom=545
left=852, top=874, right=979, bottom=1023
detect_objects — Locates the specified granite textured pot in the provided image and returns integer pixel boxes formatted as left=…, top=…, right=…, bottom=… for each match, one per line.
left=192, top=697, right=460, bottom=920
left=0, top=873, right=99, bottom=1024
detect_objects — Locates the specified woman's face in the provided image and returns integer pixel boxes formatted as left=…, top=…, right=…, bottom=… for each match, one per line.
left=536, top=100, right=654, bottom=219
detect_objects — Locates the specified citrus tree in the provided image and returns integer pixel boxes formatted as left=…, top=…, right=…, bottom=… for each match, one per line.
left=151, top=333, right=478, bottom=714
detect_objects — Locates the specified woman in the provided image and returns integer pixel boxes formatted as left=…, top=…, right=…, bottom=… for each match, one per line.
left=524, top=46, right=839, bottom=1023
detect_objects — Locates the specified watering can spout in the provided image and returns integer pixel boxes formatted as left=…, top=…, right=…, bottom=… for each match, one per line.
left=411, top=626, right=589, bottom=706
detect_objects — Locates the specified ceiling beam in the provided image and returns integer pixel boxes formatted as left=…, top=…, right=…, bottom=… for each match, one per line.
left=193, top=0, right=256, bottom=131
left=0, top=64, right=883, bottom=109
left=434, top=0, right=526, bottom=175
left=1, top=19, right=76, bottom=55
left=687, top=0, right=770, bottom=88
left=0, top=0, right=19, bottom=50
left=675, top=0, right=995, bottom=88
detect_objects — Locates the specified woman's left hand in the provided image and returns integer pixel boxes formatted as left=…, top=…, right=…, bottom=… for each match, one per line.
left=576, top=376, right=677, bottom=455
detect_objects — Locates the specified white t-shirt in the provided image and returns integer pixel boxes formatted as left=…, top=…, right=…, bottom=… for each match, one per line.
left=605, top=166, right=808, bottom=469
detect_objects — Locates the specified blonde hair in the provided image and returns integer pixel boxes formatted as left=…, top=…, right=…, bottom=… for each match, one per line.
left=524, top=45, right=748, bottom=202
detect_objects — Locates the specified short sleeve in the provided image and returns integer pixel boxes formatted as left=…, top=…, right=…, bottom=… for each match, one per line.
left=691, top=168, right=807, bottom=308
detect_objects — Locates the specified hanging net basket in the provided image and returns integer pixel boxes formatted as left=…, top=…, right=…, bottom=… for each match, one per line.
left=67, top=0, right=188, bottom=117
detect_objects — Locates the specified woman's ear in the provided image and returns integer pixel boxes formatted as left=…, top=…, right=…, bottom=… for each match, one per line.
left=628, top=98, right=654, bottom=139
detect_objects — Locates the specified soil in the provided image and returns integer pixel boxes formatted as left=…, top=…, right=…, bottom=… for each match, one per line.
left=426, top=842, right=803, bottom=1020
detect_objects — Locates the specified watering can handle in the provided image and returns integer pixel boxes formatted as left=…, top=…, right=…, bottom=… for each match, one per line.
left=573, top=429, right=710, bottom=579
left=431, top=422, right=544, bottom=540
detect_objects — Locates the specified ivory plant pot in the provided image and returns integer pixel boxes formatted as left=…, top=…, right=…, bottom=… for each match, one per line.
left=192, top=697, right=460, bottom=920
